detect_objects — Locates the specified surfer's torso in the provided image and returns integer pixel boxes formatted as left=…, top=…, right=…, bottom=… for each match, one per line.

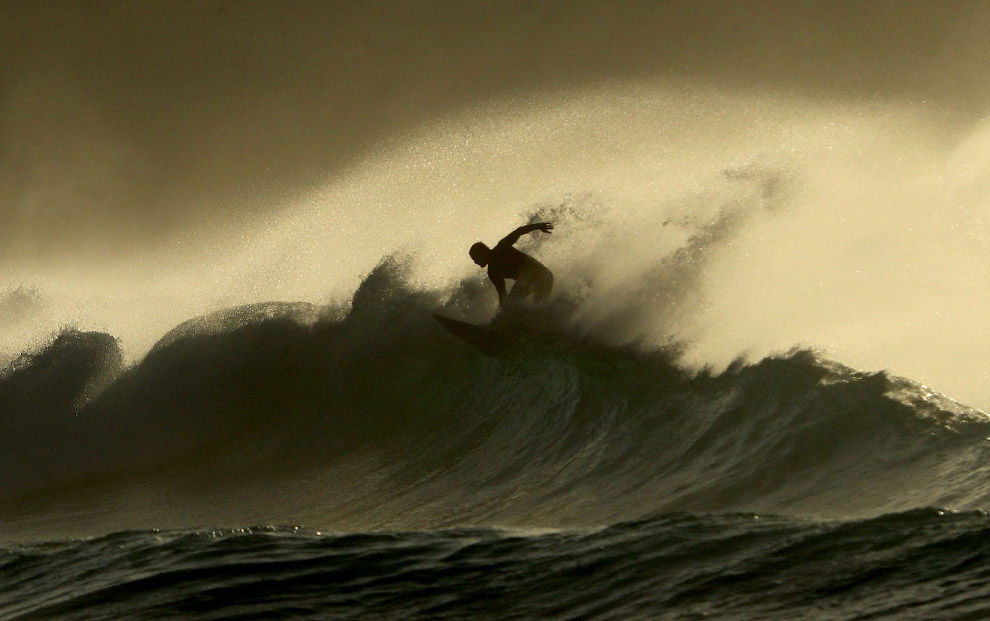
left=487, top=241, right=549, bottom=282
left=471, top=222, right=555, bottom=305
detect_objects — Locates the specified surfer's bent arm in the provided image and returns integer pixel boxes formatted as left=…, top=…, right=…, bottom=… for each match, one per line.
left=498, top=222, right=553, bottom=247
left=490, top=275, right=508, bottom=306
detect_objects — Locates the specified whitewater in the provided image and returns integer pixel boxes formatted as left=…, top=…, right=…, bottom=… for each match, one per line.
left=5, top=72, right=990, bottom=620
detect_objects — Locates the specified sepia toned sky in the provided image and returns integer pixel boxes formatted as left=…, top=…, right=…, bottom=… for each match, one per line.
left=3, top=1, right=990, bottom=405
left=3, top=1, right=988, bottom=258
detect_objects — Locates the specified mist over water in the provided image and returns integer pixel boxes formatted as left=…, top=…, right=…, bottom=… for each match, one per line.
left=2, top=1, right=990, bottom=404
left=290, top=90, right=990, bottom=409
left=4, top=79, right=990, bottom=409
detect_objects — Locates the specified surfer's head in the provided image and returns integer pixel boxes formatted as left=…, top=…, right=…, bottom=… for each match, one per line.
left=469, top=242, right=490, bottom=267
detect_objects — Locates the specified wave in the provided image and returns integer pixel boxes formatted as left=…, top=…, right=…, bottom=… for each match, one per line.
left=4, top=508, right=990, bottom=620
left=2, top=258, right=989, bottom=538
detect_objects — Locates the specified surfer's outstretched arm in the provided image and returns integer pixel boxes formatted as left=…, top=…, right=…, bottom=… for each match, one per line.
left=499, top=222, right=553, bottom=247
left=490, top=275, right=508, bottom=306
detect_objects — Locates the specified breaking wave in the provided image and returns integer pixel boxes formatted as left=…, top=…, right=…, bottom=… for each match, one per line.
left=3, top=258, right=989, bottom=541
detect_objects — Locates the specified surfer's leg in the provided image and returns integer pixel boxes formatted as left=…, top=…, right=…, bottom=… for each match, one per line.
left=508, top=279, right=534, bottom=300
left=509, top=265, right=553, bottom=303
left=531, top=267, right=553, bottom=302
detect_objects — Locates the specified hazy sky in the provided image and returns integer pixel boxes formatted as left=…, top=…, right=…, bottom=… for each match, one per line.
left=4, top=1, right=990, bottom=406
left=3, top=1, right=988, bottom=259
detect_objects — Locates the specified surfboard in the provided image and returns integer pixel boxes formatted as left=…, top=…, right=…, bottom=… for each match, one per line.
left=433, top=313, right=505, bottom=356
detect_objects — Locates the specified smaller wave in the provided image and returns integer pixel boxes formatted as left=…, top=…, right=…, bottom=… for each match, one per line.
left=0, top=330, right=124, bottom=498
left=0, top=258, right=475, bottom=503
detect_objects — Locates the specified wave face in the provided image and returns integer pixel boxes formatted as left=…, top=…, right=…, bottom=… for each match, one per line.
left=3, top=259, right=990, bottom=540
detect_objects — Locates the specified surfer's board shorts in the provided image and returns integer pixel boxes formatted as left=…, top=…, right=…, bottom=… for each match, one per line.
left=509, top=265, right=553, bottom=302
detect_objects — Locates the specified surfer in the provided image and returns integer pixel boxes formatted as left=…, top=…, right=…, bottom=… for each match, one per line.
left=469, top=222, right=554, bottom=306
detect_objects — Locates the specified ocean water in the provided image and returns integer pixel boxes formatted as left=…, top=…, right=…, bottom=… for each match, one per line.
left=3, top=260, right=990, bottom=620
left=8, top=2, right=990, bottom=618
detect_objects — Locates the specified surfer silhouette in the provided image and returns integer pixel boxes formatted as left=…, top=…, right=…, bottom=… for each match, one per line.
left=470, top=222, right=554, bottom=306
